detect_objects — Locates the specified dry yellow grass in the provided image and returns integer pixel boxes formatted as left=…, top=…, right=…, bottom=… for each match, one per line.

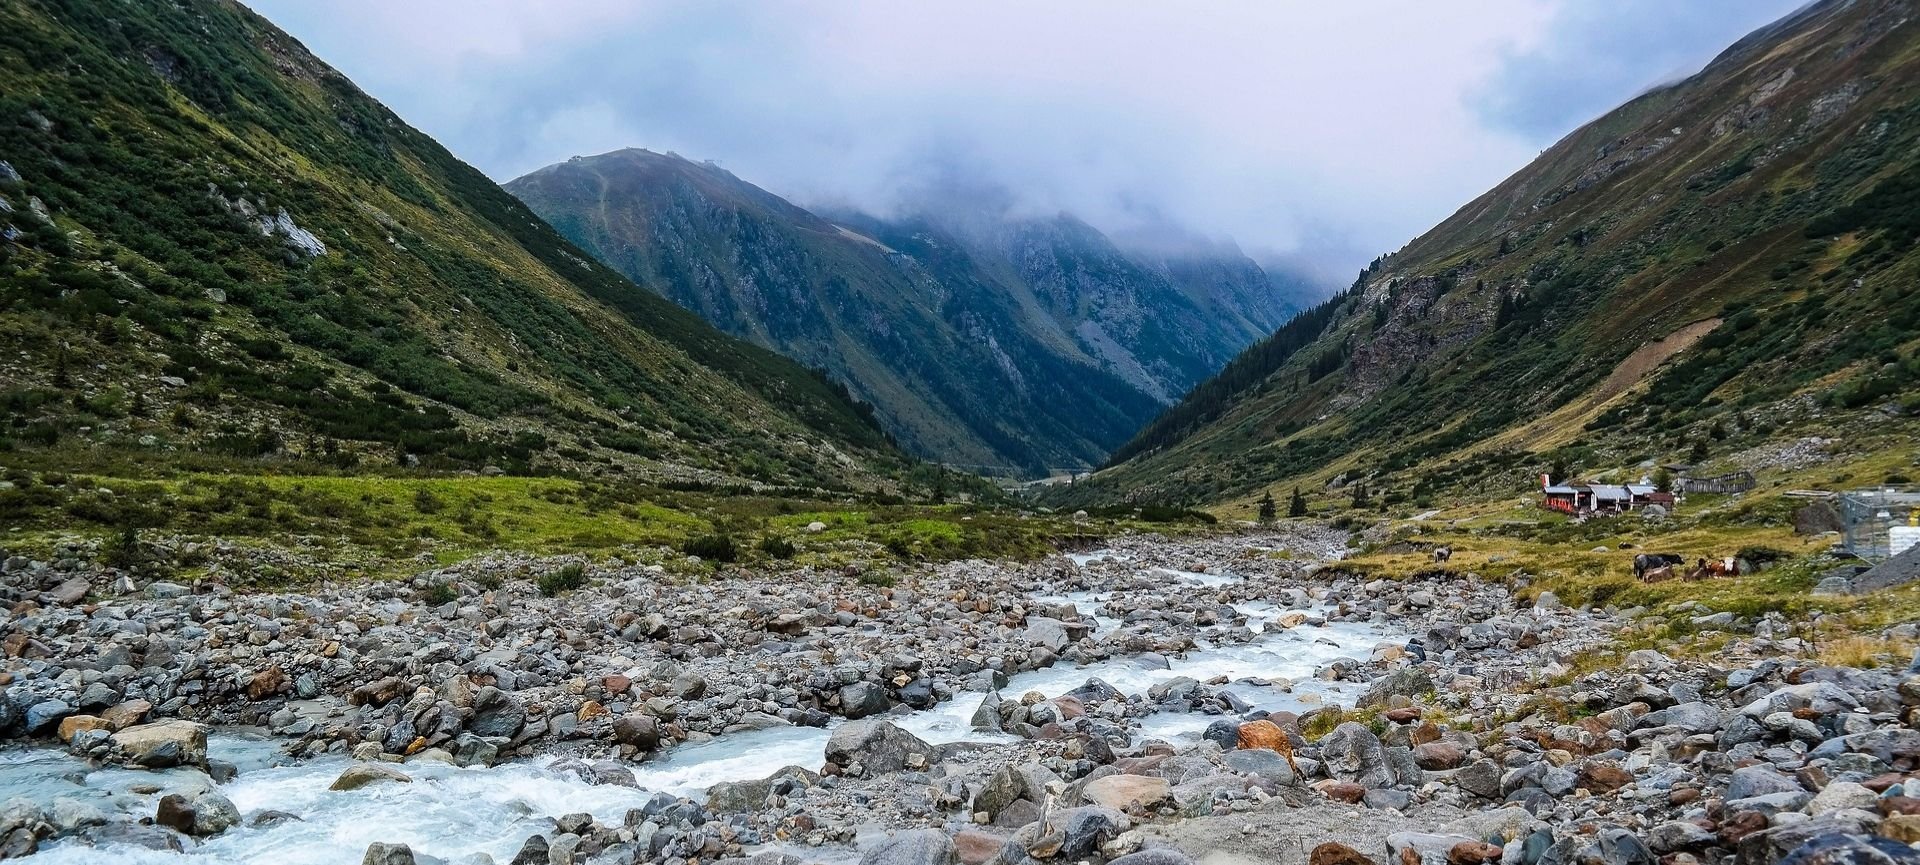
left=1817, top=636, right=1917, bottom=670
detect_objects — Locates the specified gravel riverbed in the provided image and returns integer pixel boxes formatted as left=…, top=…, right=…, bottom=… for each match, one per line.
left=0, top=528, right=1915, bottom=865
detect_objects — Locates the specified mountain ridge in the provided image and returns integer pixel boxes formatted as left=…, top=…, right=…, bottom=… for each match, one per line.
left=0, top=0, right=901, bottom=488
left=507, top=147, right=1321, bottom=473
left=1063, top=0, right=1920, bottom=509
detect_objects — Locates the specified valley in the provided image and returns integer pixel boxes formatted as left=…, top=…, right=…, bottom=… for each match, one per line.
left=2, top=1, right=1919, bottom=865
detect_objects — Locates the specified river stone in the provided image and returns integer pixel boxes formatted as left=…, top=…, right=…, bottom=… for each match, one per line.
left=840, top=682, right=891, bottom=719
left=862, top=829, right=957, bottom=865
left=1310, top=842, right=1377, bottom=865
left=510, top=834, right=549, bottom=865
left=1589, top=827, right=1654, bottom=865
left=1386, top=833, right=1480, bottom=865
left=973, top=766, right=1023, bottom=818
left=449, top=732, right=499, bottom=767
left=613, top=713, right=660, bottom=750
left=1777, top=832, right=1920, bottom=865
left=192, top=792, right=240, bottom=836
left=1082, top=774, right=1171, bottom=811
left=1223, top=748, right=1298, bottom=786
left=112, top=719, right=209, bottom=768
left=363, top=841, right=417, bottom=865
left=971, top=693, right=1003, bottom=732
left=1360, top=667, right=1434, bottom=708
left=1727, top=765, right=1804, bottom=800
left=331, top=763, right=413, bottom=791
left=91, top=822, right=185, bottom=852
left=825, top=720, right=936, bottom=775
left=468, top=686, right=526, bottom=737
left=155, top=794, right=196, bottom=834
left=707, top=779, right=773, bottom=813
left=1809, top=782, right=1878, bottom=816
left=1455, top=758, right=1502, bottom=799
left=22, top=700, right=70, bottom=734
left=1321, top=722, right=1394, bottom=789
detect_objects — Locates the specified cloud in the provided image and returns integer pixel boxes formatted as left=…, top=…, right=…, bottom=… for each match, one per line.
left=243, top=1, right=1807, bottom=276
left=1472, top=0, right=1807, bottom=139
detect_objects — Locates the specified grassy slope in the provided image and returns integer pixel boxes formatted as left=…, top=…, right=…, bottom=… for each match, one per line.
left=0, top=0, right=896, bottom=489
left=1064, top=0, right=1920, bottom=511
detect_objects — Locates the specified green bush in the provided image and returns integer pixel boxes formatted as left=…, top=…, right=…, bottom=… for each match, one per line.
left=421, top=583, right=458, bottom=605
left=857, top=571, right=896, bottom=587
left=757, top=535, right=797, bottom=559
left=537, top=563, right=586, bottom=596
left=683, top=534, right=738, bottom=563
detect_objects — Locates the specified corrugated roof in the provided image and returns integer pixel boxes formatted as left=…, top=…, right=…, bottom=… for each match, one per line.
left=1591, top=485, right=1631, bottom=499
left=1544, top=486, right=1580, bottom=494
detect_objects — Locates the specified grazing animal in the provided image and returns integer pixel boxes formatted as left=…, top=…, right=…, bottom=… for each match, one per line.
left=1639, top=565, right=1675, bottom=584
left=1433, top=546, right=1452, bottom=563
left=1632, top=553, right=1687, bottom=580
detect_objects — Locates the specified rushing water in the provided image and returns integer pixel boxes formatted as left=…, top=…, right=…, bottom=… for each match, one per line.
left=12, top=554, right=1401, bottom=864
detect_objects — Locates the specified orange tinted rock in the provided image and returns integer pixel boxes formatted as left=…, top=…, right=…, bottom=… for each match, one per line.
left=1311, top=843, right=1377, bottom=865
left=57, top=715, right=108, bottom=743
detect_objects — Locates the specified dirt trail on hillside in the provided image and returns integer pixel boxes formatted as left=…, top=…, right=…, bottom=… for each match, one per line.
left=1481, top=317, right=1722, bottom=453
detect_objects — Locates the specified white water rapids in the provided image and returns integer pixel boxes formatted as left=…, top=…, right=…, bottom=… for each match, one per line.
left=8, top=551, right=1402, bottom=864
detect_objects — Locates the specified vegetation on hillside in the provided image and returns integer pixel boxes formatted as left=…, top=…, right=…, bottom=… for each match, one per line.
left=0, top=0, right=898, bottom=489
left=1063, top=0, right=1920, bottom=509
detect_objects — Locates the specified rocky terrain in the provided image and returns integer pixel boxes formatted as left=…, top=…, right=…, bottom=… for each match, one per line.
left=0, top=528, right=1914, bottom=865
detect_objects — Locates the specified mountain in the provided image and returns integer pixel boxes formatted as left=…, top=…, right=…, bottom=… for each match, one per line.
left=506, top=149, right=1309, bottom=474
left=1064, top=0, right=1920, bottom=507
left=0, top=0, right=902, bottom=488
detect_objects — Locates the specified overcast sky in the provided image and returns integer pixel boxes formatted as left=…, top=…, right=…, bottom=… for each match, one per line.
left=243, top=0, right=1804, bottom=279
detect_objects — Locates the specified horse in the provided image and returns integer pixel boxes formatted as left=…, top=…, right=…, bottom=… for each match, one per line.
left=1433, top=545, right=1452, bottom=563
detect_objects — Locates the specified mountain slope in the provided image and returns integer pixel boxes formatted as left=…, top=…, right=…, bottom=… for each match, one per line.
left=506, top=150, right=1304, bottom=473
left=1066, top=0, right=1920, bottom=507
left=0, top=0, right=899, bottom=488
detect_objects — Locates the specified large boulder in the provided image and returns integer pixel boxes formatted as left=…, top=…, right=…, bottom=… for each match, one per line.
left=468, top=687, right=526, bottom=737
left=111, top=720, right=209, bottom=768
left=1024, top=618, right=1070, bottom=653
left=1081, top=775, right=1171, bottom=811
left=1320, top=722, right=1394, bottom=789
left=825, top=720, right=936, bottom=775
left=363, top=842, right=417, bottom=865
left=839, top=682, right=892, bottom=719
left=1359, top=667, right=1433, bottom=708
left=862, top=829, right=957, bottom=865
left=612, top=713, right=660, bottom=750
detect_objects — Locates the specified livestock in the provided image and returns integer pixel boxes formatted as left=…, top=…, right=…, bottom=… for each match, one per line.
left=1639, top=565, right=1676, bottom=584
left=1632, top=553, right=1686, bottom=580
left=1433, top=546, right=1452, bottom=563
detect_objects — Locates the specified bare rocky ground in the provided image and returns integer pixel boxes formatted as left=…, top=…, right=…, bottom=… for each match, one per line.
left=0, top=527, right=1915, bottom=865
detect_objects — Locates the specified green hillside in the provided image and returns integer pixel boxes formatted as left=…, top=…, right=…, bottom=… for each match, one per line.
left=508, top=149, right=1303, bottom=474
left=1063, top=0, right=1920, bottom=509
left=0, top=0, right=902, bottom=489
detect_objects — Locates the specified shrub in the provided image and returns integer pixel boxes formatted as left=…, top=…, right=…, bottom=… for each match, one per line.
left=421, top=583, right=458, bottom=605
left=683, top=534, right=738, bottom=563
left=412, top=488, right=446, bottom=514
left=857, top=571, right=896, bottom=587
left=537, top=563, right=587, bottom=596
left=757, top=535, right=797, bottom=559
left=101, top=524, right=145, bottom=570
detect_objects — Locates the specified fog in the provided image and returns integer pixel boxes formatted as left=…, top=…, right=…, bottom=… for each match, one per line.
left=243, top=0, right=1804, bottom=280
